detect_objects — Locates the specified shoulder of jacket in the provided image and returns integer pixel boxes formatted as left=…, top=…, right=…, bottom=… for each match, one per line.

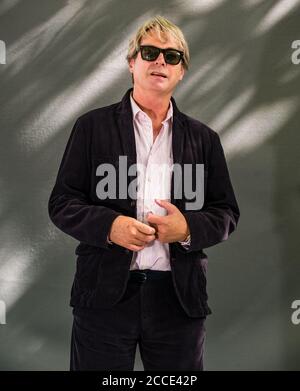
left=75, top=101, right=120, bottom=125
left=181, top=112, right=219, bottom=141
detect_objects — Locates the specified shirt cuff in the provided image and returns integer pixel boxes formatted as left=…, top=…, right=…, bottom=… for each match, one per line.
left=178, top=234, right=191, bottom=248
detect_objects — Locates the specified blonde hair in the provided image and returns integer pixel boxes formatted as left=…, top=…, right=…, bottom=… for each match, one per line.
left=126, top=15, right=190, bottom=71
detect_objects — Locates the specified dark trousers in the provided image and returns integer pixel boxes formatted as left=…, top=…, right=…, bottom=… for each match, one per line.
left=70, top=269, right=206, bottom=371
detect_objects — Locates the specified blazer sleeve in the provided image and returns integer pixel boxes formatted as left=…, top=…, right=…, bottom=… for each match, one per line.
left=183, top=131, right=240, bottom=252
left=48, top=118, right=122, bottom=249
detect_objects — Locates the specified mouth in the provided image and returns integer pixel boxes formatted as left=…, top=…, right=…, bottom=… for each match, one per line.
left=150, top=72, right=167, bottom=79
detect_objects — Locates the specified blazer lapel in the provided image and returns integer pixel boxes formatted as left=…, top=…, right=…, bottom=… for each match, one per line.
left=116, top=88, right=137, bottom=164
left=170, top=96, right=185, bottom=206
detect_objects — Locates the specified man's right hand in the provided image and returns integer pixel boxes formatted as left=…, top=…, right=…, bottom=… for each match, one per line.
left=108, top=216, right=156, bottom=251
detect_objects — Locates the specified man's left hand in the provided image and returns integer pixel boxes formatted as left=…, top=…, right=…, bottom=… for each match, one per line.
left=147, top=199, right=190, bottom=243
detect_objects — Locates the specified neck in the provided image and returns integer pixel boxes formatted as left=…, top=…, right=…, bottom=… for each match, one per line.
left=132, top=86, right=171, bottom=122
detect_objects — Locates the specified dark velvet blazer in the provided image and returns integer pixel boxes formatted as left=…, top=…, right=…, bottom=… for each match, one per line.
left=48, top=87, right=240, bottom=318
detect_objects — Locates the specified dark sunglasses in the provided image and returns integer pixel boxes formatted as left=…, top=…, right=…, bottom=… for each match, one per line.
left=139, top=45, right=184, bottom=65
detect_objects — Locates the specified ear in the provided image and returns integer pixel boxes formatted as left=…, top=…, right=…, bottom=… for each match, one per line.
left=129, top=58, right=135, bottom=74
left=179, top=65, right=185, bottom=81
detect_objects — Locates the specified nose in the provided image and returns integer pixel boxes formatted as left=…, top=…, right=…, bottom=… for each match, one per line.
left=155, top=51, right=166, bottom=66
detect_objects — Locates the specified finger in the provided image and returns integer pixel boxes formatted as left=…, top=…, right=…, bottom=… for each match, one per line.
left=135, top=220, right=156, bottom=235
left=145, top=212, right=160, bottom=230
left=148, top=222, right=158, bottom=233
left=135, top=232, right=156, bottom=243
left=131, top=238, right=147, bottom=246
left=147, top=213, right=165, bottom=225
left=128, top=243, right=145, bottom=252
left=156, top=233, right=167, bottom=243
left=155, top=199, right=177, bottom=213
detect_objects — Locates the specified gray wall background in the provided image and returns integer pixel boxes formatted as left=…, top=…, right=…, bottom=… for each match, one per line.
left=0, top=0, right=299, bottom=370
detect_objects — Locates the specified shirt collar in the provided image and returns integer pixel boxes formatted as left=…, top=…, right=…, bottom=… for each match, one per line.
left=130, top=92, right=173, bottom=124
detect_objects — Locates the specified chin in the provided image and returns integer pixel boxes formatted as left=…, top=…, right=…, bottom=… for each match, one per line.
left=148, top=84, right=170, bottom=93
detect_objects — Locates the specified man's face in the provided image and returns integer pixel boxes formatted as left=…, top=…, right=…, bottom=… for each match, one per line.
left=129, top=30, right=185, bottom=95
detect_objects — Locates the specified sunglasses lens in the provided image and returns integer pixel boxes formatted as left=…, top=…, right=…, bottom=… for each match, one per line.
left=141, top=46, right=159, bottom=61
left=165, top=50, right=181, bottom=65
left=140, top=46, right=182, bottom=65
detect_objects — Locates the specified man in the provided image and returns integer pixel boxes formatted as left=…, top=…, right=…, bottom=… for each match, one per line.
left=48, top=15, right=239, bottom=371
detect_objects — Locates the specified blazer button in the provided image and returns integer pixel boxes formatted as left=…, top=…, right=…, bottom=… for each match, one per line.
left=130, top=200, right=136, bottom=207
left=125, top=249, right=130, bottom=254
